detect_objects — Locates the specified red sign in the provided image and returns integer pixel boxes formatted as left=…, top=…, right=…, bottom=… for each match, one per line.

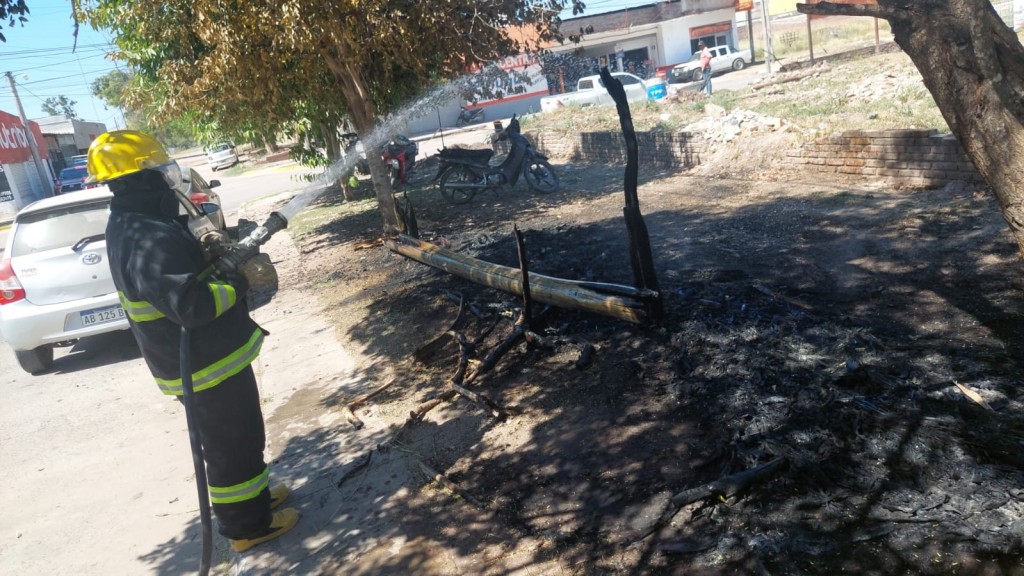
left=0, top=110, right=49, bottom=164
left=690, top=21, right=732, bottom=39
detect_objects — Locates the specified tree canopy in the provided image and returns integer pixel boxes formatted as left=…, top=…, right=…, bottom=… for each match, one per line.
left=84, top=0, right=584, bottom=232
left=0, top=0, right=29, bottom=42
left=41, top=95, right=78, bottom=118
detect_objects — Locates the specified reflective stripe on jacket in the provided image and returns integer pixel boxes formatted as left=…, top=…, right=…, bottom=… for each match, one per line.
left=106, top=203, right=263, bottom=396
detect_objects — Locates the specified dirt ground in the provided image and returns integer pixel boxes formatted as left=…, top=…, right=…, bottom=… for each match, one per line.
left=272, top=124, right=1024, bottom=575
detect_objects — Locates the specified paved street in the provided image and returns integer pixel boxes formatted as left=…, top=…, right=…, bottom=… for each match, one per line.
left=0, top=162, right=348, bottom=574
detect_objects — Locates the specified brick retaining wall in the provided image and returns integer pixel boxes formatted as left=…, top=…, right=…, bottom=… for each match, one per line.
left=786, top=129, right=983, bottom=187
left=529, top=128, right=982, bottom=187
left=531, top=130, right=707, bottom=170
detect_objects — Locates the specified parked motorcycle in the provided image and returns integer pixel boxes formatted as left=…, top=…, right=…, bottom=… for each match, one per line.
left=342, top=132, right=418, bottom=187
left=456, top=106, right=485, bottom=127
left=433, top=115, right=559, bottom=205
left=382, top=135, right=418, bottom=187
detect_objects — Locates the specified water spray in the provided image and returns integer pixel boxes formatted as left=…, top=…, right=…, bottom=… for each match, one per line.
left=213, top=59, right=562, bottom=275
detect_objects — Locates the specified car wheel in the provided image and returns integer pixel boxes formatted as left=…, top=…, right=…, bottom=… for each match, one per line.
left=211, top=166, right=218, bottom=172
left=692, top=69, right=702, bottom=82
left=15, top=345, right=54, bottom=374
left=732, top=58, right=746, bottom=71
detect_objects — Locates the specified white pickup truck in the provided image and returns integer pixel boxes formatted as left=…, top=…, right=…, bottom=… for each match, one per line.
left=540, top=72, right=655, bottom=113
left=670, top=45, right=751, bottom=83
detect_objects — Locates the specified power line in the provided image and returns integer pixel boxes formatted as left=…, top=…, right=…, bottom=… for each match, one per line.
left=5, top=46, right=111, bottom=60
left=12, top=82, right=49, bottom=105
left=1, top=43, right=111, bottom=56
left=9, top=53, right=111, bottom=74
left=16, top=70, right=110, bottom=86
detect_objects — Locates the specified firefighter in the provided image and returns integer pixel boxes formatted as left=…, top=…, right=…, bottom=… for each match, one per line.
left=87, top=130, right=299, bottom=552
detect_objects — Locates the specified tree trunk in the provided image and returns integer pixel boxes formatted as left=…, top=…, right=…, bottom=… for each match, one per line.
left=263, top=134, right=279, bottom=154
left=321, top=121, right=341, bottom=162
left=321, top=50, right=404, bottom=236
left=797, top=0, right=1024, bottom=255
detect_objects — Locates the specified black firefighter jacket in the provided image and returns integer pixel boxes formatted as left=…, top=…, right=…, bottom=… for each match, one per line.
left=105, top=185, right=263, bottom=396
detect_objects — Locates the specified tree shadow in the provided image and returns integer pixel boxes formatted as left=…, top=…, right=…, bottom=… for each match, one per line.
left=148, top=171, right=1024, bottom=574
left=49, top=329, right=143, bottom=374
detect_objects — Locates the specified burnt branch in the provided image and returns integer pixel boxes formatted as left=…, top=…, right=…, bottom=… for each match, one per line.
left=599, top=67, right=664, bottom=320
left=634, top=458, right=789, bottom=541
left=514, top=225, right=533, bottom=328
left=418, top=460, right=487, bottom=509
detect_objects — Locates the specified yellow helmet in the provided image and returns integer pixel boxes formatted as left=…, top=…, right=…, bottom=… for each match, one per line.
left=87, top=130, right=171, bottom=183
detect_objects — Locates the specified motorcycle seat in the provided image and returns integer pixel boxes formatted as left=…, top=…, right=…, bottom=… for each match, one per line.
left=438, top=148, right=494, bottom=163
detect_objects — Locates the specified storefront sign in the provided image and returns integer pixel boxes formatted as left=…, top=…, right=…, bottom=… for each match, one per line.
left=690, top=21, right=732, bottom=39
left=0, top=165, right=12, bottom=203
left=0, top=110, right=49, bottom=164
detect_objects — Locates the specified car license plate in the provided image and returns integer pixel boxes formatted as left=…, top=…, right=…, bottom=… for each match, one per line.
left=80, top=305, right=126, bottom=326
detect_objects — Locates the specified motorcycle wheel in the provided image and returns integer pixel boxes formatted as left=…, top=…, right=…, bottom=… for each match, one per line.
left=523, top=159, right=559, bottom=194
left=456, top=116, right=467, bottom=128
left=439, top=166, right=478, bottom=205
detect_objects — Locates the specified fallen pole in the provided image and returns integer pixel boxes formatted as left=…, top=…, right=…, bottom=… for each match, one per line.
left=385, top=234, right=657, bottom=323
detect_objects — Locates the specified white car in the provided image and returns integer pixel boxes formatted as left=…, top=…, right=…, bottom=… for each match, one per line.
left=207, top=142, right=239, bottom=171
left=0, top=187, right=129, bottom=373
left=670, top=45, right=751, bottom=84
left=539, top=72, right=650, bottom=112
left=0, top=171, right=226, bottom=374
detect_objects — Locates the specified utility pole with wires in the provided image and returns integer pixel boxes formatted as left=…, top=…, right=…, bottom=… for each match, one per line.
left=760, top=0, right=776, bottom=74
left=5, top=71, right=52, bottom=200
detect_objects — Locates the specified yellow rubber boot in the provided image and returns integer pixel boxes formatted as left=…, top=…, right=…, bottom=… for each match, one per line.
left=269, top=484, right=290, bottom=510
left=229, top=508, right=300, bottom=553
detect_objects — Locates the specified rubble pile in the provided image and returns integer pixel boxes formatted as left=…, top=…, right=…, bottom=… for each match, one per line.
left=685, top=105, right=785, bottom=143
left=844, top=70, right=927, bottom=102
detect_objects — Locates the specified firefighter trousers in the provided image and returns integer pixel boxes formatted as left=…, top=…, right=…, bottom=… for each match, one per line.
left=189, top=364, right=273, bottom=540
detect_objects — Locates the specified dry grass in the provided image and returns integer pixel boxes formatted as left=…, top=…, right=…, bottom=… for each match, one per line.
left=525, top=50, right=948, bottom=139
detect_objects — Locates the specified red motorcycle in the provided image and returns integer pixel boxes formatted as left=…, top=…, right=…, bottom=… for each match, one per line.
left=382, top=135, right=418, bottom=187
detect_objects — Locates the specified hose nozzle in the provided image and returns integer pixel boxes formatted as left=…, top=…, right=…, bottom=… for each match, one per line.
left=200, top=211, right=289, bottom=280
left=239, top=211, right=288, bottom=250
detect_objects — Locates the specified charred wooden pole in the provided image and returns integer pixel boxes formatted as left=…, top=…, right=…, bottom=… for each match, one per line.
left=513, top=225, right=533, bottom=327
left=398, top=190, right=419, bottom=239
left=385, top=234, right=655, bottom=323
left=599, top=67, right=665, bottom=320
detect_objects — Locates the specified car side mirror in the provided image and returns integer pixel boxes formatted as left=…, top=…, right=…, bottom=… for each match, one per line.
left=200, top=202, right=221, bottom=217
left=209, top=179, right=221, bottom=189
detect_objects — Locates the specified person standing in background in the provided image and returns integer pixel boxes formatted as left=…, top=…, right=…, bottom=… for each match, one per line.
left=698, top=41, right=713, bottom=96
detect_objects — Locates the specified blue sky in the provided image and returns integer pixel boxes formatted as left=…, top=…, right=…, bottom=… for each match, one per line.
left=0, top=0, right=650, bottom=128
left=0, top=0, right=124, bottom=127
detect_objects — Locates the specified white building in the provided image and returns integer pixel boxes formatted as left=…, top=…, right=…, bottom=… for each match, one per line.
left=0, top=110, right=53, bottom=216
left=402, top=0, right=741, bottom=134
left=33, top=115, right=107, bottom=172
left=545, top=0, right=740, bottom=82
